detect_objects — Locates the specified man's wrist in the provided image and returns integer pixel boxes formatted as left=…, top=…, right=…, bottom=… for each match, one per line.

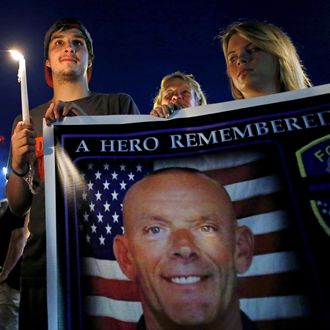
left=11, top=162, right=40, bottom=195
left=11, top=164, right=29, bottom=177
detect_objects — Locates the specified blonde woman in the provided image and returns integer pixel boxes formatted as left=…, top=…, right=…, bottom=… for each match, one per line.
left=220, top=20, right=312, bottom=99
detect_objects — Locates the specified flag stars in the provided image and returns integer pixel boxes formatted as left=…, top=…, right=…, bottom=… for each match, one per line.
left=89, top=202, right=95, bottom=212
left=95, top=191, right=102, bottom=201
left=103, top=201, right=111, bottom=212
left=91, top=224, right=97, bottom=233
left=99, top=235, right=105, bottom=245
left=86, top=234, right=91, bottom=243
left=97, top=212, right=103, bottom=223
left=83, top=212, right=89, bottom=222
left=119, top=181, right=127, bottom=190
left=112, top=212, right=119, bottom=223
left=80, top=161, right=150, bottom=250
left=105, top=224, right=112, bottom=234
left=103, top=180, right=110, bottom=190
left=111, top=190, right=119, bottom=200
left=87, top=181, right=94, bottom=190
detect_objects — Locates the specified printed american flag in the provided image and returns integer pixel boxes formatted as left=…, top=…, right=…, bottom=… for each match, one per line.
left=70, top=147, right=312, bottom=330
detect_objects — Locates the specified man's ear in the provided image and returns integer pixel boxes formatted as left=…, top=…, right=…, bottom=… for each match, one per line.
left=45, top=59, right=50, bottom=68
left=234, top=225, right=254, bottom=274
left=113, top=235, right=137, bottom=280
left=88, top=59, right=92, bottom=68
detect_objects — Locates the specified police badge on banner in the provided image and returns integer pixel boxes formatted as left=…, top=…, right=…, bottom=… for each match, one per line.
left=296, top=135, right=330, bottom=236
left=44, top=85, right=330, bottom=330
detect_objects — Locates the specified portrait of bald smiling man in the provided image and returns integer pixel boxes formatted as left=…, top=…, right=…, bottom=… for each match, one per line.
left=114, top=168, right=255, bottom=330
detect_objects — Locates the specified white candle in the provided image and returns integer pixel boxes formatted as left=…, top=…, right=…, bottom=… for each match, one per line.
left=9, top=50, right=30, bottom=124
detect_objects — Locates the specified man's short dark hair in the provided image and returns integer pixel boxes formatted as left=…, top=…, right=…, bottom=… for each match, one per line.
left=44, top=17, right=94, bottom=60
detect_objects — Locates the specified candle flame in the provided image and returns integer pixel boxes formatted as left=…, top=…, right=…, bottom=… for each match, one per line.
left=9, top=49, right=24, bottom=61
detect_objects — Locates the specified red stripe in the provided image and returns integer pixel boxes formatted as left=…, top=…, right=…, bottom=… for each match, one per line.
left=234, top=192, right=285, bottom=219
left=238, top=272, right=306, bottom=298
left=253, top=230, right=294, bottom=255
left=83, top=276, right=140, bottom=301
left=205, top=158, right=276, bottom=185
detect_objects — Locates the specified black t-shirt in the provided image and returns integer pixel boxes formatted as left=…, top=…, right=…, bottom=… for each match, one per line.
left=0, top=201, right=25, bottom=290
left=9, top=93, right=140, bottom=286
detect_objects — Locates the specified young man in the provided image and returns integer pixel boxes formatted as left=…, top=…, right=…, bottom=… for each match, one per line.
left=150, top=71, right=207, bottom=118
left=114, top=168, right=255, bottom=330
left=6, top=18, right=139, bottom=329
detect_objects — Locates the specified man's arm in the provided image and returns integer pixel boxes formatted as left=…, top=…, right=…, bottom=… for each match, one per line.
left=6, top=173, right=33, bottom=217
left=6, top=121, right=35, bottom=216
left=0, top=215, right=29, bottom=284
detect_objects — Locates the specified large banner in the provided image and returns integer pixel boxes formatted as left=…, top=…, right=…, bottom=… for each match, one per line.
left=44, top=85, right=330, bottom=330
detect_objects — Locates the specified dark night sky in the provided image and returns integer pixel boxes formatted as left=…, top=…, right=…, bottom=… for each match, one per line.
left=0, top=0, right=329, bottom=198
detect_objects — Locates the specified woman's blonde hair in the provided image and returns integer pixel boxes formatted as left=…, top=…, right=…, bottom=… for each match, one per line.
left=220, top=20, right=312, bottom=99
left=153, top=71, right=207, bottom=108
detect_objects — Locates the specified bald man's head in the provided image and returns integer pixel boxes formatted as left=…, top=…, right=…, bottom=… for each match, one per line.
left=122, top=167, right=236, bottom=234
